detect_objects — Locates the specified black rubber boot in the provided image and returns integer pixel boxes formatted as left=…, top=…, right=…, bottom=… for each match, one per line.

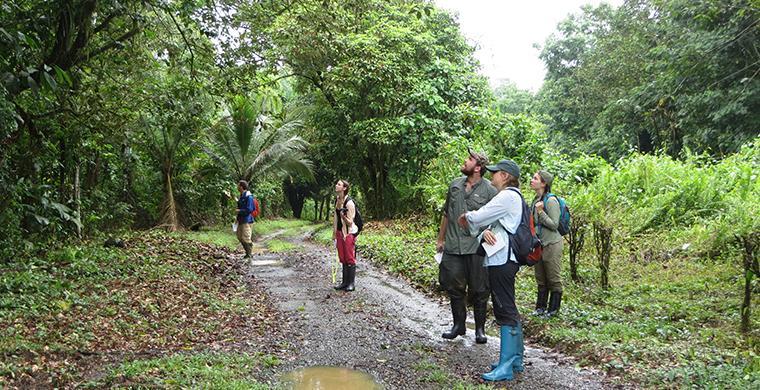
left=546, top=291, right=562, bottom=317
left=334, top=264, right=348, bottom=290
left=344, top=264, right=356, bottom=292
left=532, top=289, right=549, bottom=316
left=474, top=302, right=488, bottom=344
left=243, top=243, right=252, bottom=259
left=442, top=298, right=467, bottom=339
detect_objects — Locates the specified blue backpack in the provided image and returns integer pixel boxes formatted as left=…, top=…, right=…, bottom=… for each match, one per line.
left=543, top=193, right=571, bottom=236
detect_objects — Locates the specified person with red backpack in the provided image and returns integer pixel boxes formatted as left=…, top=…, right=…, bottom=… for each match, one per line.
left=529, top=170, right=564, bottom=317
left=457, top=159, right=529, bottom=382
left=235, top=180, right=255, bottom=259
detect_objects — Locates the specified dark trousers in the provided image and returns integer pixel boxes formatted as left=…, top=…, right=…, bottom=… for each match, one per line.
left=439, top=253, right=490, bottom=306
left=489, top=261, right=521, bottom=327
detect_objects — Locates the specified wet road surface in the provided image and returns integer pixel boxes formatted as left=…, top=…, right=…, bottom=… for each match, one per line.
left=250, top=231, right=615, bottom=389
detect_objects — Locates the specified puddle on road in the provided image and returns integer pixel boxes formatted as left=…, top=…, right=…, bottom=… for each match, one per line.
left=282, top=366, right=382, bottom=389
left=250, top=259, right=280, bottom=266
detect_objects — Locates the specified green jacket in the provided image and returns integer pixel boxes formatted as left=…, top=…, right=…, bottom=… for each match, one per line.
left=532, top=195, right=562, bottom=246
left=443, top=176, right=498, bottom=255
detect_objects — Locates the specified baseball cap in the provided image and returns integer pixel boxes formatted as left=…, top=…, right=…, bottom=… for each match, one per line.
left=485, top=159, right=521, bottom=179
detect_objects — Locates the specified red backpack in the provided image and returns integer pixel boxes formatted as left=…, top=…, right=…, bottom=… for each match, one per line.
left=250, top=197, right=260, bottom=219
left=506, top=188, right=543, bottom=266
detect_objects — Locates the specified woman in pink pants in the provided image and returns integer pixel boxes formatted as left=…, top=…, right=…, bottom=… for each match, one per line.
left=333, top=179, right=358, bottom=291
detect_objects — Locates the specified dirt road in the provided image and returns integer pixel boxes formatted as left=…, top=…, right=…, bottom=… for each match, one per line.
left=251, top=230, right=614, bottom=389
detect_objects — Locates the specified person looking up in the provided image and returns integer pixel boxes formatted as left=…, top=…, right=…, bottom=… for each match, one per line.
left=333, top=179, right=358, bottom=292
left=436, top=148, right=497, bottom=344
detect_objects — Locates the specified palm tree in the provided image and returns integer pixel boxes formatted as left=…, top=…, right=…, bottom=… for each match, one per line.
left=144, top=123, right=191, bottom=232
left=142, top=76, right=210, bottom=232
left=205, top=91, right=313, bottom=190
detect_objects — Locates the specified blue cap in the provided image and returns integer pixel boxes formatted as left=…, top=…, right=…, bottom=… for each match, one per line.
left=485, top=159, right=520, bottom=179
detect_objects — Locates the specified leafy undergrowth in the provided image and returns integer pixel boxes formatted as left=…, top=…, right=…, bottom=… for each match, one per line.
left=84, top=351, right=276, bottom=389
left=359, top=220, right=440, bottom=292
left=320, top=217, right=759, bottom=389
left=0, top=231, right=287, bottom=388
left=265, top=239, right=296, bottom=253
left=311, top=218, right=439, bottom=292
left=181, top=228, right=240, bottom=249
left=252, top=218, right=313, bottom=237
left=184, top=220, right=318, bottom=258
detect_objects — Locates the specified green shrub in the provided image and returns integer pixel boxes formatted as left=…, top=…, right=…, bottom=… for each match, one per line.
left=88, top=352, right=271, bottom=389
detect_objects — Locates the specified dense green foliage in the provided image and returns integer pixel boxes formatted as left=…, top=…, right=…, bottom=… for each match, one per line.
left=1, top=0, right=758, bottom=387
left=536, top=0, right=759, bottom=159
left=348, top=142, right=759, bottom=387
left=235, top=0, right=491, bottom=217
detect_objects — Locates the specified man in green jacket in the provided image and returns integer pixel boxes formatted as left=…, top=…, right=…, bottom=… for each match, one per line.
left=436, top=148, right=498, bottom=344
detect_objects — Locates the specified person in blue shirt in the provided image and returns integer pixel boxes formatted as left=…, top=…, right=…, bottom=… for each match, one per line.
left=236, top=180, right=255, bottom=258
left=457, top=159, right=525, bottom=382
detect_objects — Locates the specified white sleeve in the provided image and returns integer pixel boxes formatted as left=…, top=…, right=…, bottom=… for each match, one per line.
left=466, top=191, right=510, bottom=231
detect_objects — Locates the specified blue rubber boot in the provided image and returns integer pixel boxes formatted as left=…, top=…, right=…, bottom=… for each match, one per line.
left=513, top=322, right=525, bottom=372
left=490, top=322, right=524, bottom=372
left=482, top=324, right=522, bottom=381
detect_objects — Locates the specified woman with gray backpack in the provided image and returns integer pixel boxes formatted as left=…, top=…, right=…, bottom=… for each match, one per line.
left=529, top=170, right=566, bottom=317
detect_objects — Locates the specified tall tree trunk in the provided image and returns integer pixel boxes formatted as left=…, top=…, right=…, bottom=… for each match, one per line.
left=160, top=170, right=181, bottom=231
left=283, top=180, right=306, bottom=219
left=220, top=194, right=228, bottom=226
left=74, top=161, right=81, bottom=238
left=638, top=129, right=653, bottom=154
left=365, top=150, right=391, bottom=219
left=86, top=152, right=100, bottom=189
left=59, top=137, right=67, bottom=201
left=740, top=233, right=759, bottom=333
left=593, top=223, right=613, bottom=290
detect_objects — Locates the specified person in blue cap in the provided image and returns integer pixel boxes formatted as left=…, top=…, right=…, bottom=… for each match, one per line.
left=457, top=159, right=525, bottom=382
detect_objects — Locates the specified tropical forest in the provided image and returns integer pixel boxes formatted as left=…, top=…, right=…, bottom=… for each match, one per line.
left=0, top=0, right=758, bottom=388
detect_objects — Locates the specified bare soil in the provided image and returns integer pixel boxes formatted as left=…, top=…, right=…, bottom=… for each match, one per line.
left=252, top=230, right=621, bottom=389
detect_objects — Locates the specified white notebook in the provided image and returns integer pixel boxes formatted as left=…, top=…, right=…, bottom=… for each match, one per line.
left=481, top=238, right=506, bottom=257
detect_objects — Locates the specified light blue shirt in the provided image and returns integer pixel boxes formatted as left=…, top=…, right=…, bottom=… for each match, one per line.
left=465, top=187, right=523, bottom=266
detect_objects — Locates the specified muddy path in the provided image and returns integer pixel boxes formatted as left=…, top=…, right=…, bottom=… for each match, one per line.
left=251, top=230, right=616, bottom=389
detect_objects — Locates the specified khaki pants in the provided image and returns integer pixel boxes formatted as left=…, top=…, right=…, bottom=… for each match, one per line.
left=534, top=240, right=563, bottom=292
left=236, top=222, right=252, bottom=246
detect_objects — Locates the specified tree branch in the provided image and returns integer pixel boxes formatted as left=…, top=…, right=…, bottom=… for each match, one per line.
left=166, top=9, right=197, bottom=80
left=89, top=21, right=141, bottom=59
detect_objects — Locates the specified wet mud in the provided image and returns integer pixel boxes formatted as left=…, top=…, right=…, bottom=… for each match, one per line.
left=250, top=231, right=616, bottom=389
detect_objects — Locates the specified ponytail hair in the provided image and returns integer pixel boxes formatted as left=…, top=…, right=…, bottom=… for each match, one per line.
left=505, top=174, right=520, bottom=189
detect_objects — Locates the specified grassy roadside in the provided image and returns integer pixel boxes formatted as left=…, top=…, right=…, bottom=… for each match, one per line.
left=310, top=218, right=759, bottom=388
left=0, top=230, right=283, bottom=388
left=183, top=219, right=316, bottom=254
left=85, top=352, right=277, bottom=389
